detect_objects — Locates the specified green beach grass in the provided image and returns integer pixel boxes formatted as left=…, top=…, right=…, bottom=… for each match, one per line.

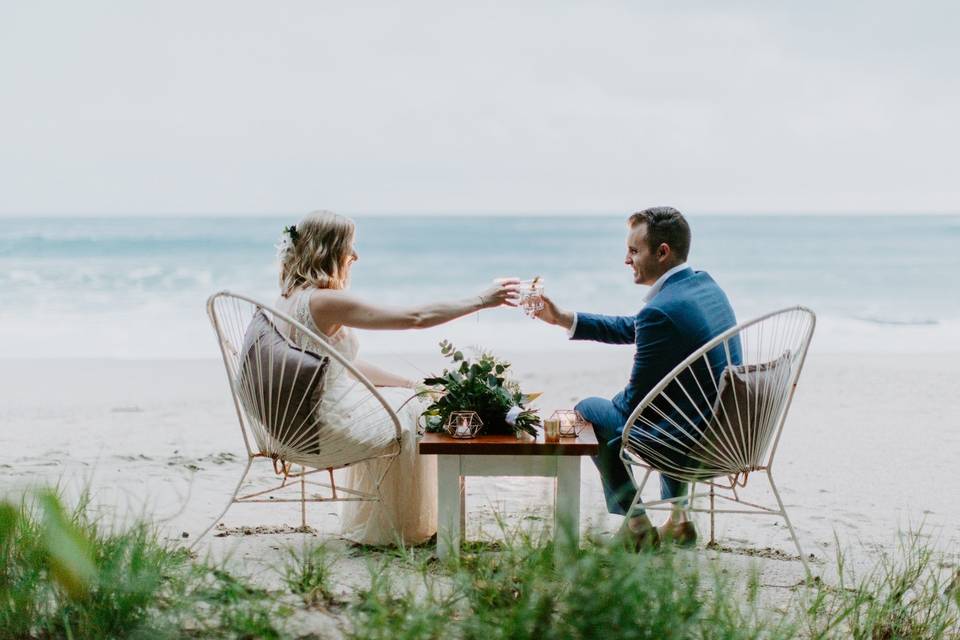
left=0, top=490, right=289, bottom=638
left=1, top=490, right=957, bottom=639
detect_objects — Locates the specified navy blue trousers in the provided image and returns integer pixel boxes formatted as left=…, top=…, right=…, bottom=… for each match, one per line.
left=575, top=396, right=686, bottom=516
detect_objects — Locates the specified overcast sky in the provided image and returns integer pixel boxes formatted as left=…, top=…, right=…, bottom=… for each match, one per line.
left=2, top=2, right=958, bottom=216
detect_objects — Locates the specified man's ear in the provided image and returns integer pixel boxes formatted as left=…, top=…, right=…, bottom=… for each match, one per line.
left=657, top=243, right=671, bottom=261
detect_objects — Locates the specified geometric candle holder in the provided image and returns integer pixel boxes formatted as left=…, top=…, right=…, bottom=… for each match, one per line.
left=444, top=411, right=484, bottom=439
left=551, top=409, right=585, bottom=438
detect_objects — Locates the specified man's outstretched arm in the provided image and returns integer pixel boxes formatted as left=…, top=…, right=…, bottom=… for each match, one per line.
left=534, top=294, right=635, bottom=344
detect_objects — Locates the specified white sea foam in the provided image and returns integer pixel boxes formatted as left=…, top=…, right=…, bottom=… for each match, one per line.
left=2, top=304, right=957, bottom=360
left=2, top=215, right=958, bottom=359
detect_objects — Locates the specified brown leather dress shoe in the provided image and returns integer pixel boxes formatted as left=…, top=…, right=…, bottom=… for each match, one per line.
left=658, top=521, right=697, bottom=547
left=617, top=522, right=660, bottom=552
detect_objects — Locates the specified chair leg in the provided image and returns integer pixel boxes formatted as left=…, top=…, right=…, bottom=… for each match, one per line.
left=688, top=481, right=696, bottom=523
left=767, top=470, right=811, bottom=579
left=300, top=466, right=307, bottom=529
left=191, top=457, right=252, bottom=550
left=709, top=483, right=716, bottom=545
left=617, top=467, right=651, bottom=536
left=328, top=468, right=338, bottom=500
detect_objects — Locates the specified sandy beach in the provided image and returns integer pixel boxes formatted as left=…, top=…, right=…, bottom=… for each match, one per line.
left=5, top=2, right=960, bottom=632
left=2, top=347, right=957, bottom=622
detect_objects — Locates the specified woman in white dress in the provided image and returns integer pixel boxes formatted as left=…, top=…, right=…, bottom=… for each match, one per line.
left=274, top=210, right=519, bottom=546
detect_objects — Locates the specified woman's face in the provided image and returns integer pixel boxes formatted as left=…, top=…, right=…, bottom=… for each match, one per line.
left=342, top=236, right=359, bottom=284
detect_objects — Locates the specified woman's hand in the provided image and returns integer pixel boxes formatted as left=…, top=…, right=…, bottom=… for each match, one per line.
left=354, top=359, right=418, bottom=388
left=478, top=277, right=521, bottom=309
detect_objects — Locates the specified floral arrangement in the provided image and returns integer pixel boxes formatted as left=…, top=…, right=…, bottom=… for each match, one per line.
left=421, top=341, right=540, bottom=437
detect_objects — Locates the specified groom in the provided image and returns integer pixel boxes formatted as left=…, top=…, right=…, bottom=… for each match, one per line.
left=535, top=207, right=738, bottom=548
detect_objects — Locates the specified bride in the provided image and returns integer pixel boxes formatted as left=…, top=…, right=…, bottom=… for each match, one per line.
left=274, top=210, right=519, bottom=546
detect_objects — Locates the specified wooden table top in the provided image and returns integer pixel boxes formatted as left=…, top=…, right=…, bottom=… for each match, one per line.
left=419, top=424, right=598, bottom=456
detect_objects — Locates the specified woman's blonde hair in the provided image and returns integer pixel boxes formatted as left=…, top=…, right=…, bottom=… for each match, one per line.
left=279, top=210, right=356, bottom=296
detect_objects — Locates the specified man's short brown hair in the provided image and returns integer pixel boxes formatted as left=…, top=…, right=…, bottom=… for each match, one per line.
left=628, top=206, right=691, bottom=262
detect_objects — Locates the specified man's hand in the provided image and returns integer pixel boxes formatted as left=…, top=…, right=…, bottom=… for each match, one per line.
left=533, top=293, right=575, bottom=330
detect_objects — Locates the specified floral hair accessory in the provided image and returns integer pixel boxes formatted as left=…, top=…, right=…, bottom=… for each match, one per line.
left=275, top=224, right=300, bottom=261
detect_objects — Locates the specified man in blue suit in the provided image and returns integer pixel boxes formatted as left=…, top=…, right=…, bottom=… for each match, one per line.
left=535, top=207, right=738, bottom=548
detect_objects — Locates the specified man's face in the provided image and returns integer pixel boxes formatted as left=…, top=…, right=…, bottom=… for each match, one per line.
left=624, top=223, right=665, bottom=286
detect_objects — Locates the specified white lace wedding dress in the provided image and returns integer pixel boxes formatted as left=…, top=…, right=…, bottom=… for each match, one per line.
left=275, top=290, right=437, bottom=546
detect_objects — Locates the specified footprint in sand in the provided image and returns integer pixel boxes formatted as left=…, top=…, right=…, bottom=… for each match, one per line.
left=707, top=543, right=820, bottom=564
left=214, top=524, right=317, bottom=537
left=207, top=452, right=238, bottom=465
left=117, top=454, right=154, bottom=461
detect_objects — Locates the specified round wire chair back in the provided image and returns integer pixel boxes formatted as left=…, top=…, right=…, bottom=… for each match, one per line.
left=207, top=291, right=403, bottom=471
left=621, top=306, right=816, bottom=483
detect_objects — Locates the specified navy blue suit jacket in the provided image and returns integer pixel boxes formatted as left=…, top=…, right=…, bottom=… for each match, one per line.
left=572, top=268, right=740, bottom=439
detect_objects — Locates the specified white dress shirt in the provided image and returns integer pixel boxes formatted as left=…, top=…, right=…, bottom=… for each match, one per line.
left=566, top=262, right=689, bottom=338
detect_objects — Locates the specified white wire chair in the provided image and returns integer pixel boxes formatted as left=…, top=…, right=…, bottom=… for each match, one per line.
left=619, top=306, right=816, bottom=574
left=193, top=291, right=403, bottom=546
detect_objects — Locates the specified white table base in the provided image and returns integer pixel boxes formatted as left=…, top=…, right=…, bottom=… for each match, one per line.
left=435, top=453, right=582, bottom=560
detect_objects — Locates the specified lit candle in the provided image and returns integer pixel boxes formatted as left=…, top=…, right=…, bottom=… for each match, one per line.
left=455, top=416, right=471, bottom=437
left=544, top=418, right=560, bottom=443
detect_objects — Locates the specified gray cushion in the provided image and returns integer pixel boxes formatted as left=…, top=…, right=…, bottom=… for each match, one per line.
left=691, top=350, right=792, bottom=472
left=238, top=311, right=329, bottom=455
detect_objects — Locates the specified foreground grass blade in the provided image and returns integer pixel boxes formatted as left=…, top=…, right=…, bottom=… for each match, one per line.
left=37, top=491, right=97, bottom=600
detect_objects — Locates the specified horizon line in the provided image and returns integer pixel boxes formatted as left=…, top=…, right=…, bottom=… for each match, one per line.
left=1, top=210, right=958, bottom=218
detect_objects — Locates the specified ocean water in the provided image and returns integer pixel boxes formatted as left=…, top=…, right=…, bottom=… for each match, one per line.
left=1, top=215, right=958, bottom=358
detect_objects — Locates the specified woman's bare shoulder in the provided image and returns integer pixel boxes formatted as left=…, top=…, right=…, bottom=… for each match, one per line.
left=306, top=288, right=357, bottom=311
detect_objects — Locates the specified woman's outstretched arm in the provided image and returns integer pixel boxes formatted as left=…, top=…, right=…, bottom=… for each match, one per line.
left=307, top=278, right=520, bottom=332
